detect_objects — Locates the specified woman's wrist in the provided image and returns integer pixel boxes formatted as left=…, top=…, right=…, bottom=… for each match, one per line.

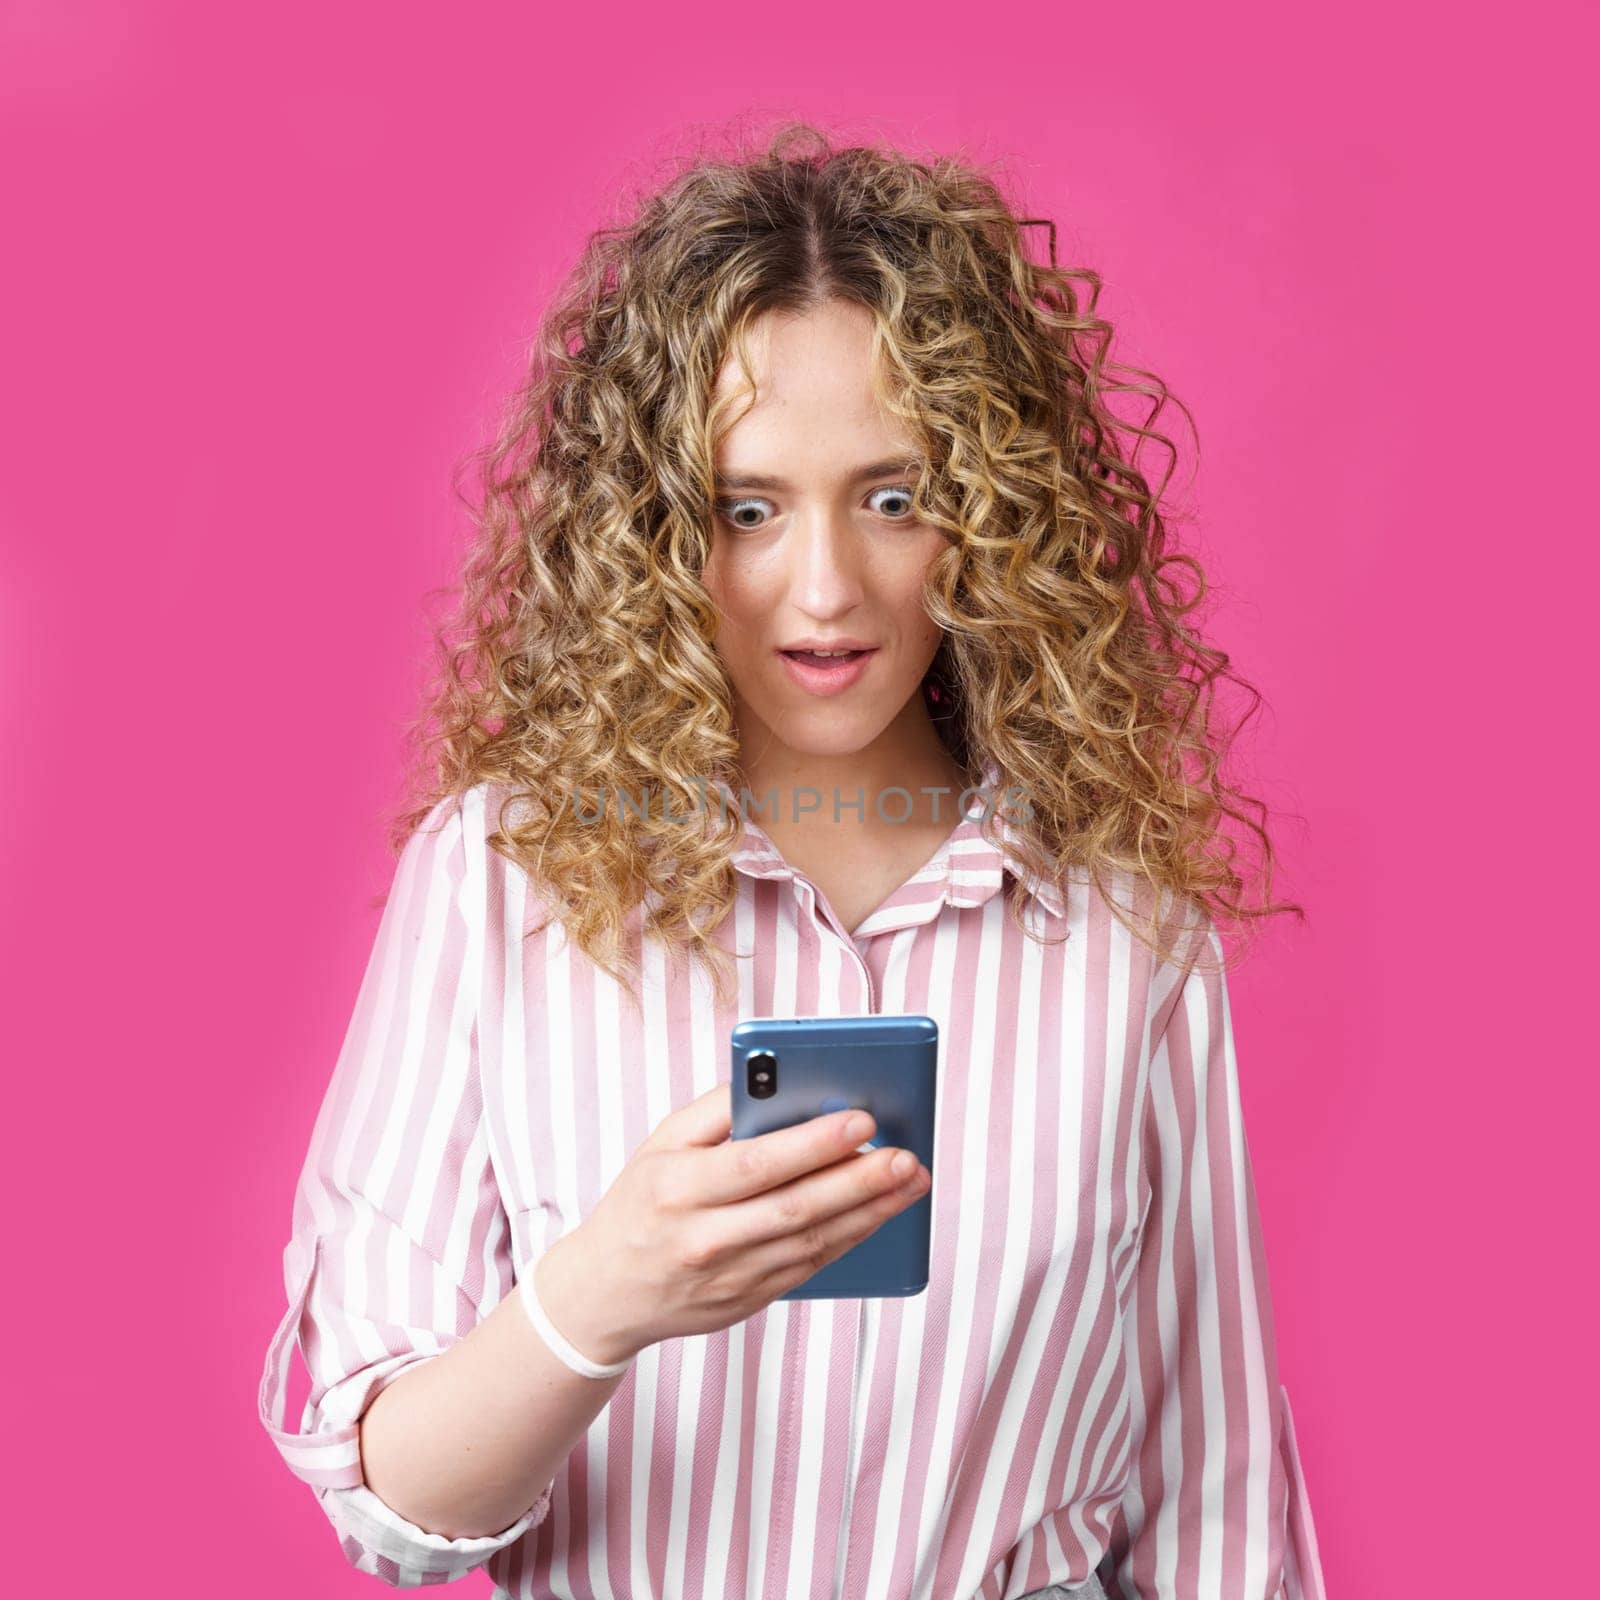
left=523, top=1232, right=643, bottom=1373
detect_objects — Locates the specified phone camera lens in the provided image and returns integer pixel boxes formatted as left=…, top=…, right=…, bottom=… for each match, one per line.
left=747, top=1049, right=777, bottom=1101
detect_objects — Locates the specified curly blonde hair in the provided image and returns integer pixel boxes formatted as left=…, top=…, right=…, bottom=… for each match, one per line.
left=385, top=117, right=1304, bottom=1014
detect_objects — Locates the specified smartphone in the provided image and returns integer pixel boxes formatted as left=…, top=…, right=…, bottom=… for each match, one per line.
left=728, top=1014, right=938, bottom=1300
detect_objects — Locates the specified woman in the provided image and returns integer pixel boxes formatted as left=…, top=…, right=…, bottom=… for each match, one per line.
left=258, top=121, right=1327, bottom=1599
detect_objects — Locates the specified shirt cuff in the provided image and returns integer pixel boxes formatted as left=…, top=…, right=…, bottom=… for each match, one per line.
left=258, top=1235, right=555, bottom=1577
left=317, top=1477, right=552, bottom=1578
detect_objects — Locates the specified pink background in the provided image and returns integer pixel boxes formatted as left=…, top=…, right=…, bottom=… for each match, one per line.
left=4, top=2, right=1594, bottom=1595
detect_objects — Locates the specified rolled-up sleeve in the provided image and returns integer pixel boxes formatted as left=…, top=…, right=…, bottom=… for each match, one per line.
left=1105, top=925, right=1327, bottom=1600
left=256, top=787, right=553, bottom=1585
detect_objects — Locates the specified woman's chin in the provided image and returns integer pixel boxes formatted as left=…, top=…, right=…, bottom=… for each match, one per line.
left=746, top=704, right=891, bottom=760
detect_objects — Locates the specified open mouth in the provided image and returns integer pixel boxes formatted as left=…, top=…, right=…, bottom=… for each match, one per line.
left=776, top=646, right=880, bottom=695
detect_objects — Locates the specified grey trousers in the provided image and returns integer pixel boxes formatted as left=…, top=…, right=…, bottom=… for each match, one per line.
left=1016, top=1564, right=1110, bottom=1599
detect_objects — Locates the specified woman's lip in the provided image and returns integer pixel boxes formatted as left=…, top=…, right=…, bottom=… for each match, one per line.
left=777, top=647, right=878, bottom=697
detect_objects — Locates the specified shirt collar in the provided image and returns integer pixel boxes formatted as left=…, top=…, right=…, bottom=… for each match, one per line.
left=711, top=758, right=1067, bottom=936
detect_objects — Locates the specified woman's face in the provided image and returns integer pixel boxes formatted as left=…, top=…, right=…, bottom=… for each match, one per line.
left=702, top=299, right=949, bottom=763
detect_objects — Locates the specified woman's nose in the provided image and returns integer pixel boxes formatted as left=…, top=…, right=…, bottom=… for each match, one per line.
left=787, top=509, right=865, bottom=615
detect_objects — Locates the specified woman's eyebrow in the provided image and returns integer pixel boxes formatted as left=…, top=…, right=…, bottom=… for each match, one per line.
left=713, top=456, right=924, bottom=492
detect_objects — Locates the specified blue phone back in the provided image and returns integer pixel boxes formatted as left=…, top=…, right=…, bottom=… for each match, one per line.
left=729, top=1014, right=937, bottom=1300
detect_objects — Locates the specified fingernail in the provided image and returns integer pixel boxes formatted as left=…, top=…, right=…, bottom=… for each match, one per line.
left=891, top=1150, right=914, bottom=1179
left=846, top=1112, right=871, bottom=1141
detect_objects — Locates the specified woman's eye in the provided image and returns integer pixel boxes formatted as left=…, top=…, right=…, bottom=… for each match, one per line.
left=716, top=496, right=771, bottom=531
left=868, top=484, right=917, bottom=519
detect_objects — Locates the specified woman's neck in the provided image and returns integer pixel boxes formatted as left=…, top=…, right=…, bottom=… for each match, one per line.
left=733, top=701, right=971, bottom=844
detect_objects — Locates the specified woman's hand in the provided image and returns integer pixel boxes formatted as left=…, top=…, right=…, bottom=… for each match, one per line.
left=533, top=1081, right=930, bottom=1366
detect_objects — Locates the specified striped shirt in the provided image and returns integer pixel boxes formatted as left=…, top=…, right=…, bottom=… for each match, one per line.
left=258, top=776, right=1327, bottom=1598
